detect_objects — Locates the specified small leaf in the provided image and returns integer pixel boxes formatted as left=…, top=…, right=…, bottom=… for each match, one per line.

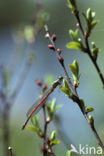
left=31, top=116, right=39, bottom=127
left=85, top=107, right=94, bottom=113
left=92, top=12, right=96, bottom=18
left=66, top=150, right=72, bottom=156
left=27, top=126, right=39, bottom=133
left=50, top=140, right=60, bottom=146
left=91, top=20, right=98, bottom=29
left=60, top=86, right=70, bottom=96
left=69, top=60, right=79, bottom=86
left=91, top=42, right=100, bottom=61
left=50, top=98, right=56, bottom=113
left=89, top=115, right=94, bottom=125
left=60, top=86, right=74, bottom=100
left=69, top=29, right=79, bottom=41
left=66, top=41, right=81, bottom=50
left=50, top=130, right=56, bottom=140
left=86, top=8, right=92, bottom=21
left=83, top=8, right=97, bottom=37
left=67, top=0, right=77, bottom=11
left=55, top=104, right=63, bottom=111
left=63, top=79, right=70, bottom=90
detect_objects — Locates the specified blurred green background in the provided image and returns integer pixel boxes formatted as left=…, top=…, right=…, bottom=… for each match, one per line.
left=0, top=0, right=104, bottom=156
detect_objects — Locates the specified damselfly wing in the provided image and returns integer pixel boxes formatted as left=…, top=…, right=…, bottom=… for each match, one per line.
left=22, top=77, right=63, bottom=130
left=26, top=89, right=49, bottom=117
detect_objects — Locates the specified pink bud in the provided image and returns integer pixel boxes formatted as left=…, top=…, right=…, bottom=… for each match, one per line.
left=48, top=44, right=55, bottom=50
left=57, top=48, right=62, bottom=54
left=42, top=84, right=47, bottom=91
left=35, top=80, right=42, bottom=86
left=51, top=34, right=57, bottom=42
left=58, top=56, right=64, bottom=63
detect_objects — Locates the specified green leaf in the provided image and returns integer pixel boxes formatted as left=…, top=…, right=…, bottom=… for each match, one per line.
left=27, top=126, right=39, bottom=133
left=63, top=79, right=70, bottom=90
left=31, top=116, right=39, bottom=127
left=60, top=86, right=70, bottom=96
left=91, top=20, right=98, bottom=29
left=86, top=8, right=92, bottom=21
left=66, top=41, right=81, bottom=50
left=60, top=85, right=74, bottom=100
left=47, top=99, right=62, bottom=118
left=92, top=12, right=96, bottom=18
left=27, top=125, right=43, bottom=137
left=69, top=60, right=79, bottom=86
left=86, top=8, right=95, bottom=22
left=55, top=104, right=63, bottom=111
left=85, top=107, right=94, bottom=113
left=50, top=140, right=60, bottom=146
left=83, top=8, right=97, bottom=37
left=69, top=29, right=79, bottom=41
left=89, top=115, right=94, bottom=125
left=50, top=98, right=56, bottom=113
left=67, top=0, right=76, bottom=11
left=91, top=42, right=100, bottom=61
left=66, top=150, right=72, bottom=156
left=50, top=130, right=56, bottom=140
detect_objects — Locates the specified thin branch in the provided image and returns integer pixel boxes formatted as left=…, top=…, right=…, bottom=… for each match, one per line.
left=42, top=104, right=47, bottom=156
left=42, top=104, right=56, bottom=156
left=75, top=12, right=104, bottom=87
left=8, top=147, right=13, bottom=156
left=44, top=25, right=104, bottom=151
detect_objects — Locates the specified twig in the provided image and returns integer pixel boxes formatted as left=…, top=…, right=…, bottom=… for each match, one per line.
left=42, top=104, right=47, bottom=156
left=44, top=25, right=104, bottom=151
left=75, top=12, right=104, bottom=87
left=8, top=147, right=13, bottom=156
left=42, top=104, right=56, bottom=156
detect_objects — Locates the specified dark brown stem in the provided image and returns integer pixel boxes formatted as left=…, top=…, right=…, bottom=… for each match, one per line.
left=84, top=113, right=104, bottom=150
left=42, top=104, right=48, bottom=156
left=45, top=25, right=104, bottom=151
left=42, top=104, right=56, bottom=156
left=75, top=12, right=84, bottom=36
left=85, top=38, right=104, bottom=87
left=8, top=147, right=13, bottom=156
left=74, top=10, right=104, bottom=150
left=75, top=12, right=104, bottom=87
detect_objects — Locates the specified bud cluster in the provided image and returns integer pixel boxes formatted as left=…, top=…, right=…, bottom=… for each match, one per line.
left=45, top=32, right=64, bottom=65
left=35, top=79, right=47, bottom=92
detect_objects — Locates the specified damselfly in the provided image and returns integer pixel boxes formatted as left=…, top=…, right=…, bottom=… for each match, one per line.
left=22, top=77, right=63, bottom=130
